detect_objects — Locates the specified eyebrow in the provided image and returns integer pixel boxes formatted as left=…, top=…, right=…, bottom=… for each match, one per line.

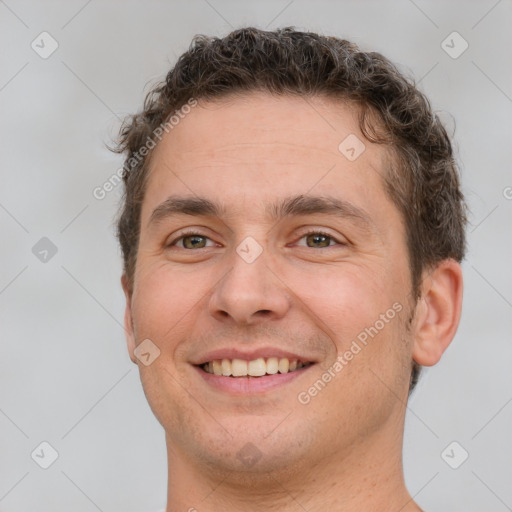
left=147, top=194, right=374, bottom=231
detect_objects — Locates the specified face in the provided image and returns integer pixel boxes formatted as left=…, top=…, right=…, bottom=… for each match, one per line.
left=123, top=93, right=417, bottom=474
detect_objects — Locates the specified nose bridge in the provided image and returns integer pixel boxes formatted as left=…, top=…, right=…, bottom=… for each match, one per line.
left=208, top=235, right=289, bottom=323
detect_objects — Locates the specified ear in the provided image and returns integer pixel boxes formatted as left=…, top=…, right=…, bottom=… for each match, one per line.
left=121, top=274, right=137, bottom=364
left=412, top=259, right=463, bottom=367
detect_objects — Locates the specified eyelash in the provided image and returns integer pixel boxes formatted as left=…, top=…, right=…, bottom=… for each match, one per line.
left=168, top=229, right=345, bottom=249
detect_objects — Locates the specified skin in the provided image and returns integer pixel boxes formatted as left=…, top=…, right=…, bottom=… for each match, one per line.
left=122, top=92, right=463, bottom=512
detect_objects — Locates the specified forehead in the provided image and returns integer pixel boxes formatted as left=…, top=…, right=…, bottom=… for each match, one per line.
left=152, top=93, right=372, bottom=165
left=142, top=92, right=393, bottom=224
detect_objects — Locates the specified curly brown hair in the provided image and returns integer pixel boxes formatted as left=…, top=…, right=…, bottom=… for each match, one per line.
left=113, top=26, right=468, bottom=392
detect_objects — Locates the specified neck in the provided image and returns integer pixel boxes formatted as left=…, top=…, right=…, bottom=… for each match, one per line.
left=164, top=420, right=421, bottom=512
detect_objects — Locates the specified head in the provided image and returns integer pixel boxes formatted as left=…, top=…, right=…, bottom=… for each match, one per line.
left=114, top=27, right=466, bottom=477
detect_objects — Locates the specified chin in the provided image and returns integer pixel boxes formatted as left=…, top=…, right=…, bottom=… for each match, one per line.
left=183, top=416, right=318, bottom=476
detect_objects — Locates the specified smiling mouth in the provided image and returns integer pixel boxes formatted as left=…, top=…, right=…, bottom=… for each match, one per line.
left=199, top=357, right=313, bottom=378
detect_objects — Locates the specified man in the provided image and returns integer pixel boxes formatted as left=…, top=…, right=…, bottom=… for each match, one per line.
left=114, top=27, right=466, bottom=511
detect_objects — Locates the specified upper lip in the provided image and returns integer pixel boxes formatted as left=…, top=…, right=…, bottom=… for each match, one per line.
left=191, top=347, right=318, bottom=366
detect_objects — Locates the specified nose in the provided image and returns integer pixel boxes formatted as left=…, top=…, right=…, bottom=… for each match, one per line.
left=208, top=244, right=291, bottom=325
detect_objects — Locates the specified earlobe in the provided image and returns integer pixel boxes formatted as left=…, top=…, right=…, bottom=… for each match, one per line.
left=121, top=274, right=137, bottom=364
left=412, top=259, right=464, bottom=367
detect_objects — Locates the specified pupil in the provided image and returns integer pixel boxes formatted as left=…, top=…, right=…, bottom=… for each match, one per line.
left=185, top=235, right=205, bottom=249
left=308, top=234, right=329, bottom=248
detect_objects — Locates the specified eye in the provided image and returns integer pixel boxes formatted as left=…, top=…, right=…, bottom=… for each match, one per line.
left=168, top=231, right=216, bottom=249
left=296, top=230, right=344, bottom=249
left=167, top=229, right=346, bottom=250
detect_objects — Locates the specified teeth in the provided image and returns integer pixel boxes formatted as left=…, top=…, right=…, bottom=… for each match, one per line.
left=248, top=358, right=266, bottom=376
left=202, top=357, right=311, bottom=377
left=231, top=358, right=248, bottom=377
left=221, top=358, right=232, bottom=376
left=212, top=360, right=222, bottom=376
left=266, top=357, right=279, bottom=374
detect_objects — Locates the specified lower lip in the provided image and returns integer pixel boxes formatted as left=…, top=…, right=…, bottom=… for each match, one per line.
left=193, top=364, right=314, bottom=394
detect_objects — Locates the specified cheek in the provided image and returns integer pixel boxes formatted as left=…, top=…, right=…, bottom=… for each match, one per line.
left=289, top=262, right=392, bottom=348
left=131, top=262, right=207, bottom=344
left=294, top=262, right=411, bottom=393
left=130, top=264, right=210, bottom=432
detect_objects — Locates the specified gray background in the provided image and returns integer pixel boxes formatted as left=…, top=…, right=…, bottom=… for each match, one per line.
left=1, top=1, right=511, bottom=511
